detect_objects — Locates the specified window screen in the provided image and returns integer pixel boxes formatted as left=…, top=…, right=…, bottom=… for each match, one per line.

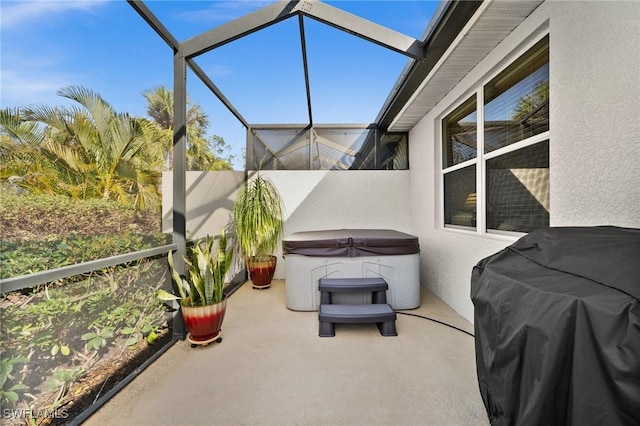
left=248, top=126, right=408, bottom=170
left=443, top=96, right=477, bottom=168
left=484, top=36, right=549, bottom=152
left=444, top=165, right=477, bottom=228
left=486, top=141, right=549, bottom=233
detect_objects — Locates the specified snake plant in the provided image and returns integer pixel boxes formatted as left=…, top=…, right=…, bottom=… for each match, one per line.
left=158, top=229, right=232, bottom=306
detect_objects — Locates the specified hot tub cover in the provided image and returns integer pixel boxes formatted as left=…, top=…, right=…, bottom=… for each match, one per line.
left=471, top=226, right=640, bottom=425
left=282, top=229, right=420, bottom=257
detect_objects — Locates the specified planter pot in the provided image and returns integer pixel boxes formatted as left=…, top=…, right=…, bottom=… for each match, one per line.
left=182, top=298, right=226, bottom=344
left=247, top=255, right=277, bottom=289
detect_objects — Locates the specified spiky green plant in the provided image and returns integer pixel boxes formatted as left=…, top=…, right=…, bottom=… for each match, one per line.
left=158, top=230, right=232, bottom=306
left=231, top=173, right=283, bottom=261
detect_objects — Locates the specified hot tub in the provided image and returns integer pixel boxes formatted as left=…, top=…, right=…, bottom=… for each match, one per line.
left=282, top=229, right=421, bottom=311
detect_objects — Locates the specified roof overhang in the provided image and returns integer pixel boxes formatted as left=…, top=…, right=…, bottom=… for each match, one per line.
left=379, top=0, right=544, bottom=132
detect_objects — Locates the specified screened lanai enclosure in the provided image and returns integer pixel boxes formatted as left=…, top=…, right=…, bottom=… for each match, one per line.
left=129, top=0, right=447, bottom=272
left=131, top=0, right=423, bottom=177
left=4, top=0, right=637, bottom=423
left=2, top=1, right=475, bottom=424
left=248, top=125, right=408, bottom=170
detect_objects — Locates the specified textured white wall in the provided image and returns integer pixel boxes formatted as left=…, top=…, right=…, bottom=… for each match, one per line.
left=263, top=170, right=413, bottom=279
left=163, top=170, right=412, bottom=280
left=409, top=1, right=640, bottom=322
left=162, top=171, right=244, bottom=240
left=410, top=113, right=511, bottom=323
left=549, top=0, right=640, bottom=227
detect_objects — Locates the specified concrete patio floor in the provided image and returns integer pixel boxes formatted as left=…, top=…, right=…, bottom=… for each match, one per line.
left=85, top=280, right=489, bottom=425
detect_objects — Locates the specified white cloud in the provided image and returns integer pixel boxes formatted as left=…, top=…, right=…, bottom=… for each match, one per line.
left=178, top=1, right=276, bottom=24
left=1, top=0, right=108, bottom=30
left=0, top=68, right=87, bottom=108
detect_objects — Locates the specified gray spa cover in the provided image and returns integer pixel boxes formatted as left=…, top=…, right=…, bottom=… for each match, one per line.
left=282, top=229, right=420, bottom=257
left=471, top=226, right=640, bottom=426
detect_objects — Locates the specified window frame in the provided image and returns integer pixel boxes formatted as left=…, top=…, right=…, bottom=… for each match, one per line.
left=440, top=32, right=550, bottom=237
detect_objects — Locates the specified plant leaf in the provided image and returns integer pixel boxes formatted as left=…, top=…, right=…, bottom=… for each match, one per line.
left=81, top=332, right=96, bottom=341
left=9, top=383, right=29, bottom=391
left=4, top=391, right=19, bottom=403
left=157, top=289, right=180, bottom=301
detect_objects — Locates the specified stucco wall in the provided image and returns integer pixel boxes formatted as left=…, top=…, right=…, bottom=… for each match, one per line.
left=162, top=171, right=245, bottom=239
left=549, top=0, right=640, bottom=226
left=163, top=170, right=412, bottom=281
left=264, top=170, right=412, bottom=279
left=409, top=0, right=640, bottom=322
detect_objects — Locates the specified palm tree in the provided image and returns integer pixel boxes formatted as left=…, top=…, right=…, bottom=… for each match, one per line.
left=512, top=80, right=549, bottom=122
left=0, top=106, right=98, bottom=199
left=142, top=86, right=232, bottom=171
left=0, top=86, right=161, bottom=209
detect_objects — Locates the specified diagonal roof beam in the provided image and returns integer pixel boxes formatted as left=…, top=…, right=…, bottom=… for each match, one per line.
left=128, top=0, right=250, bottom=129
left=314, top=134, right=358, bottom=157
left=187, top=60, right=250, bottom=129
left=128, top=0, right=180, bottom=50
left=182, top=1, right=301, bottom=59
left=298, top=15, right=313, bottom=126
left=258, top=125, right=312, bottom=158
left=249, top=128, right=282, bottom=169
left=275, top=133, right=311, bottom=158
left=182, top=0, right=424, bottom=61
left=297, top=0, right=425, bottom=60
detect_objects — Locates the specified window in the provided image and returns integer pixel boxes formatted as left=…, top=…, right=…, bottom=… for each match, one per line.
left=442, top=35, right=549, bottom=234
left=444, top=165, right=477, bottom=228
left=443, top=96, right=477, bottom=168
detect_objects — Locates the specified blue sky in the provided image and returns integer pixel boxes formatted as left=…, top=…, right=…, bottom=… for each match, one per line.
left=1, top=0, right=439, bottom=169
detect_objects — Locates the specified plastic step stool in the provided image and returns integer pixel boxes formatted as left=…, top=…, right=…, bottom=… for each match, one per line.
left=318, top=277, right=388, bottom=304
left=319, top=303, right=397, bottom=337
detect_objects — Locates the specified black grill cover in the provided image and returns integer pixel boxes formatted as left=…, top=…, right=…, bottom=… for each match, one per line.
left=471, top=226, right=640, bottom=426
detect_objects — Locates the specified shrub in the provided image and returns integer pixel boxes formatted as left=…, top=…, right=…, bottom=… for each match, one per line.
left=0, top=190, right=169, bottom=278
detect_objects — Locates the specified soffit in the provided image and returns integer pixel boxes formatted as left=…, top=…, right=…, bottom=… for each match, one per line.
left=389, top=0, right=544, bottom=132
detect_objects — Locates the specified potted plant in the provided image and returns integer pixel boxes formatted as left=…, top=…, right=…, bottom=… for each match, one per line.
left=157, top=229, right=233, bottom=346
left=231, top=173, right=283, bottom=289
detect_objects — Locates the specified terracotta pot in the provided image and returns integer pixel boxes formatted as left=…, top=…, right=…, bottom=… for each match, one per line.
left=181, top=298, right=226, bottom=342
left=247, top=255, right=277, bottom=289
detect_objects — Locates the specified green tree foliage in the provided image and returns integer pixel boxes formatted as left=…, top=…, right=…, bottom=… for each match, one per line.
left=512, top=80, right=549, bottom=122
left=143, top=86, right=233, bottom=171
left=0, top=85, right=236, bottom=210
left=0, top=86, right=162, bottom=209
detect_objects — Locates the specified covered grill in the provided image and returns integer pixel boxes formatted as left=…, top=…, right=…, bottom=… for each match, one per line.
left=471, top=226, right=640, bottom=425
